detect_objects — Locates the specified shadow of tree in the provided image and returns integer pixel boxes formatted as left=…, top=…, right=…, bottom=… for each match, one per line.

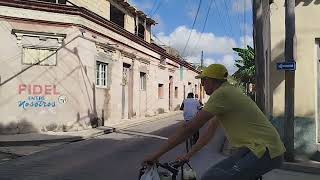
left=269, top=40, right=285, bottom=116
left=296, top=0, right=320, bottom=6
left=0, top=118, right=38, bottom=134
left=271, top=115, right=317, bottom=159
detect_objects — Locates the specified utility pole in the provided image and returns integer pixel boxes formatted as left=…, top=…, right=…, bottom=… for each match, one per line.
left=243, top=0, right=247, bottom=47
left=252, top=0, right=268, bottom=114
left=200, top=50, right=204, bottom=102
left=200, top=50, right=204, bottom=70
left=284, top=0, right=296, bottom=162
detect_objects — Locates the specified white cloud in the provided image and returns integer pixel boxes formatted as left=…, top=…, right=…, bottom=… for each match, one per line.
left=184, top=55, right=237, bottom=75
left=187, top=8, right=198, bottom=19
left=240, top=35, right=254, bottom=48
left=209, top=55, right=237, bottom=75
left=232, top=0, right=252, bottom=13
left=152, top=14, right=165, bottom=33
left=155, top=26, right=237, bottom=57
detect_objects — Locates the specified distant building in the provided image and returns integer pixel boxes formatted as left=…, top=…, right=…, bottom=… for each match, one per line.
left=0, top=0, right=203, bottom=134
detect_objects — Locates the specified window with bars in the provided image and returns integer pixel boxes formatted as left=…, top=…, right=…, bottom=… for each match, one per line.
left=96, top=61, right=108, bottom=87
left=22, top=47, right=57, bottom=66
left=140, top=72, right=146, bottom=91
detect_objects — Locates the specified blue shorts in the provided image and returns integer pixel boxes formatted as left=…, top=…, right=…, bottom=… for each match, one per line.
left=201, top=148, right=283, bottom=180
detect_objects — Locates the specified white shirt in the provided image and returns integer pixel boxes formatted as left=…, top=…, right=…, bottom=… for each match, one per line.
left=182, top=98, right=201, bottom=121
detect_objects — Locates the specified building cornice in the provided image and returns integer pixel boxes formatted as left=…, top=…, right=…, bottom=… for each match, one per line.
left=0, top=0, right=199, bottom=73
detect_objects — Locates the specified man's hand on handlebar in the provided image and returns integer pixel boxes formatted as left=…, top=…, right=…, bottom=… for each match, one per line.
left=176, top=154, right=190, bottom=164
left=142, top=154, right=159, bottom=166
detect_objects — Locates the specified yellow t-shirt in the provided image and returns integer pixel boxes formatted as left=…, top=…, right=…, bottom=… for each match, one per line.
left=204, top=82, right=286, bottom=158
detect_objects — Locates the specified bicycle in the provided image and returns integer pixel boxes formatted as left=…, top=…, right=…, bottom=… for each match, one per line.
left=185, top=131, right=199, bottom=153
left=139, top=160, right=196, bottom=180
left=186, top=106, right=202, bottom=152
left=139, top=160, right=263, bottom=180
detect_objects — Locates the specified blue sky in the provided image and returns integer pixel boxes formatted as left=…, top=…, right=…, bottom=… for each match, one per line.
left=129, top=0, right=253, bottom=74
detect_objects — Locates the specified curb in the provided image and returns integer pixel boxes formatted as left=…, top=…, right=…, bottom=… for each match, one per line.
left=281, top=161, right=320, bottom=175
left=0, top=128, right=114, bottom=147
left=111, top=112, right=182, bottom=130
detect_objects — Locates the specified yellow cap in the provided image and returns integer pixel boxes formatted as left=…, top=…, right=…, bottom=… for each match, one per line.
left=195, top=64, right=228, bottom=80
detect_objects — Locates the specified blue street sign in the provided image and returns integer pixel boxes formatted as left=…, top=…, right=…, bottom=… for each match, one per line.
left=277, top=62, right=296, bottom=71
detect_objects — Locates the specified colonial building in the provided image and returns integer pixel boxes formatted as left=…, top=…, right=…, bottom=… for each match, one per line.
left=269, top=0, right=320, bottom=158
left=0, top=0, right=203, bottom=134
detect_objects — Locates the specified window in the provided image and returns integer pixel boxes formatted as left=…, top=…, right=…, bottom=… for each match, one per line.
left=96, top=61, right=108, bottom=87
left=158, top=84, right=164, bottom=99
left=138, top=23, right=145, bottom=39
left=195, top=84, right=198, bottom=95
left=22, top=47, right=57, bottom=66
left=175, top=87, right=178, bottom=98
left=140, top=72, right=146, bottom=91
left=188, top=82, right=192, bottom=93
left=110, top=4, right=125, bottom=28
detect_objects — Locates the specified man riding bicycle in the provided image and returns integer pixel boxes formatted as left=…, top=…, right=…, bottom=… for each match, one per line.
left=143, top=64, right=285, bottom=180
left=180, top=92, right=201, bottom=151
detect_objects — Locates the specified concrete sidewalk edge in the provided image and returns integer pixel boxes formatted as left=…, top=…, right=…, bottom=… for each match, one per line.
left=0, top=128, right=114, bottom=147
left=281, top=161, right=320, bottom=175
left=109, top=111, right=182, bottom=130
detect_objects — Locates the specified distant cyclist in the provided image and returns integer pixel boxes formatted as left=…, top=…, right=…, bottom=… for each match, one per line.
left=180, top=92, right=201, bottom=151
left=143, top=64, right=285, bottom=180
left=194, top=94, right=203, bottom=109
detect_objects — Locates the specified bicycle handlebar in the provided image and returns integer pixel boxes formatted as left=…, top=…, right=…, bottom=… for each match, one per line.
left=142, top=160, right=189, bottom=174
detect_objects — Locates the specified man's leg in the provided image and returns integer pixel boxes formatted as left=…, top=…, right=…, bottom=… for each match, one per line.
left=193, top=131, right=200, bottom=145
left=201, top=148, right=251, bottom=180
left=201, top=148, right=283, bottom=180
left=186, top=139, right=189, bottom=153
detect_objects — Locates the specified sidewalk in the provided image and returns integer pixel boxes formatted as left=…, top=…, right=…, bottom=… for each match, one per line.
left=106, top=111, right=182, bottom=130
left=0, top=111, right=182, bottom=146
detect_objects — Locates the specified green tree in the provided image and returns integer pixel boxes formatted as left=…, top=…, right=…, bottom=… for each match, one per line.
left=232, top=45, right=256, bottom=95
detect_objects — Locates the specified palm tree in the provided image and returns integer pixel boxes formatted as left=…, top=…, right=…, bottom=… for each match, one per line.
left=232, top=45, right=256, bottom=96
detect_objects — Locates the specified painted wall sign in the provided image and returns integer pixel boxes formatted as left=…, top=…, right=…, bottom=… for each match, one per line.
left=18, top=96, right=56, bottom=110
left=17, top=84, right=65, bottom=110
left=18, top=84, right=60, bottom=95
left=58, top=95, right=67, bottom=104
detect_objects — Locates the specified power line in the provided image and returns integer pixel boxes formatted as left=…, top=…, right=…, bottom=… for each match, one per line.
left=212, top=0, right=232, bottom=38
left=150, top=0, right=164, bottom=17
left=199, top=0, right=213, bottom=38
left=222, top=0, right=236, bottom=37
left=152, top=32, right=167, bottom=46
left=235, top=0, right=243, bottom=42
left=191, top=0, right=213, bottom=53
left=148, top=0, right=158, bottom=16
left=181, top=0, right=202, bottom=57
